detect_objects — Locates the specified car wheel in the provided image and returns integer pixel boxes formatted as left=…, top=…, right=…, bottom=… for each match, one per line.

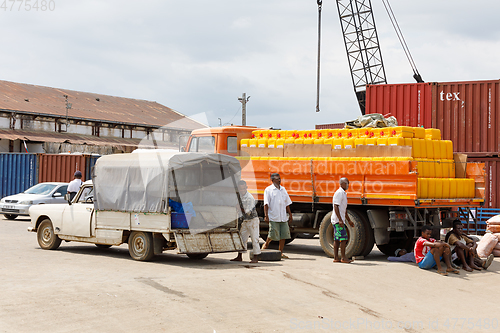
left=4, top=214, right=17, bottom=220
left=37, top=219, right=62, bottom=250
left=186, top=253, right=209, bottom=260
left=128, top=231, right=155, bottom=261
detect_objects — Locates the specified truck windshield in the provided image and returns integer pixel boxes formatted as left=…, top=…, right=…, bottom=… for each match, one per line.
left=77, top=187, right=94, bottom=203
left=188, top=136, right=215, bottom=153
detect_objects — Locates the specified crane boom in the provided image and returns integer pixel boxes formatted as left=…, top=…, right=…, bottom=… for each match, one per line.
left=336, top=0, right=387, bottom=114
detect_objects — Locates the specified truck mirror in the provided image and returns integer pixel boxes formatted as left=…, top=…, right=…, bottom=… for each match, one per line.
left=180, top=146, right=186, bottom=152
left=64, top=193, right=72, bottom=205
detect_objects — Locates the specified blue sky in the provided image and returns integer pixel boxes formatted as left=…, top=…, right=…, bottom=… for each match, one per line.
left=1, top=0, right=499, bottom=130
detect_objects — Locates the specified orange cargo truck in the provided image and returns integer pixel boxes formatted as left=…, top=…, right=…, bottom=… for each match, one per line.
left=183, top=126, right=485, bottom=258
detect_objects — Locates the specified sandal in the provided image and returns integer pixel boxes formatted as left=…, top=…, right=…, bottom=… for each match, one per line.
left=341, top=259, right=353, bottom=264
left=483, top=254, right=494, bottom=269
left=446, top=268, right=460, bottom=274
left=333, top=259, right=341, bottom=263
left=437, top=270, right=448, bottom=276
left=281, top=254, right=289, bottom=259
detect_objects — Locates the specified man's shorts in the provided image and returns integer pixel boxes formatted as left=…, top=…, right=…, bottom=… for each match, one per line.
left=333, top=223, right=348, bottom=241
left=268, top=221, right=291, bottom=241
left=418, top=251, right=442, bottom=269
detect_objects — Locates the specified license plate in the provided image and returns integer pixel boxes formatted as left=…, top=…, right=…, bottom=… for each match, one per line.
left=4, top=205, right=15, bottom=209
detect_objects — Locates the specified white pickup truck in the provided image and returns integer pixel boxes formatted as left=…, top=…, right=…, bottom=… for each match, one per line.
left=28, top=151, right=245, bottom=261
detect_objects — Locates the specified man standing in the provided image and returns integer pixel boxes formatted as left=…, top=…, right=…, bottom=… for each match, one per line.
left=331, top=177, right=354, bottom=263
left=68, top=171, right=83, bottom=201
left=231, top=180, right=261, bottom=263
left=261, top=173, right=293, bottom=259
left=414, top=225, right=459, bottom=276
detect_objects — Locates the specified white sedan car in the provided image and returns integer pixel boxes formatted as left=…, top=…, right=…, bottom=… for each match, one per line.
left=0, top=182, right=68, bottom=220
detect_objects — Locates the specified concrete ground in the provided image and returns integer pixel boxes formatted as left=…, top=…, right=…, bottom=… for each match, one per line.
left=1, top=216, right=499, bottom=333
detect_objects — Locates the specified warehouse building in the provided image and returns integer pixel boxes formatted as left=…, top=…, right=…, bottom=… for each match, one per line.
left=0, top=80, right=205, bottom=154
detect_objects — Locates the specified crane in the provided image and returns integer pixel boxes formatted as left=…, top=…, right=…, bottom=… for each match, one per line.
left=336, top=0, right=387, bottom=115
left=315, top=0, right=423, bottom=114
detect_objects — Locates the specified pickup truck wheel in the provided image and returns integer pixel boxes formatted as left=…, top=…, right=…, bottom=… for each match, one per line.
left=4, top=214, right=17, bottom=220
left=128, top=232, right=155, bottom=261
left=186, top=253, right=209, bottom=260
left=319, top=210, right=366, bottom=259
left=37, top=219, right=62, bottom=250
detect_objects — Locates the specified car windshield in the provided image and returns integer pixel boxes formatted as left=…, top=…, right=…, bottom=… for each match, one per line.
left=24, top=184, right=57, bottom=195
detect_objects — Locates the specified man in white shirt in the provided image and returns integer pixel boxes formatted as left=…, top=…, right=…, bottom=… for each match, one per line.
left=261, top=173, right=293, bottom=259
left=331, top=177, right=354, bottom=263
left=68, top=171, right=83, bottom=201
left=231, top=180, right=261, bottom=263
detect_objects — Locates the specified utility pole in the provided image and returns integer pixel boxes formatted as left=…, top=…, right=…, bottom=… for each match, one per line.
left=62, top=94, right=72, bottom=132
left=238, top=93, right=250, bottom=126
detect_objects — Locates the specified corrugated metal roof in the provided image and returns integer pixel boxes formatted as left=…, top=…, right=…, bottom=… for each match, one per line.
left=0, top=128, right=177, bottom=149
left=0, top=80, right=206, bottom=130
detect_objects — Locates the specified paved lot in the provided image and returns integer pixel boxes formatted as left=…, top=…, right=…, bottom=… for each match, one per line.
left=1, top=216, right=499, bottom=333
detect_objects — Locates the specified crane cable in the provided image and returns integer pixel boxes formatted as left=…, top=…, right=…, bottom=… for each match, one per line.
left=316, top=0, right=322, bottom=112
left=381, top=0, right=424, bottom=83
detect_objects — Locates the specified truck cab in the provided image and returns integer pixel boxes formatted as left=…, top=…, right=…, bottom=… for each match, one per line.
left=185, top=126, right=259, bottom=155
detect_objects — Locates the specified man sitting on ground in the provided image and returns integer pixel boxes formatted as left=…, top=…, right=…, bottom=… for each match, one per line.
left=414, top=225, right=459, bottom=276
left=446, top=220, right=494, bottom=271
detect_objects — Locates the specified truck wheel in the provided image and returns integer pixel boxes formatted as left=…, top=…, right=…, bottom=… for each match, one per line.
left=186, top=253, right=209, bottom=260
left=128, top=231, right=155, bottom=261
left=37, top=219, right=62, bottom=250
left=356, top=210, right=375, bottom=257
left=4, top=214, right=17, bottom=220
left=319, top=210, right=366, bottom=259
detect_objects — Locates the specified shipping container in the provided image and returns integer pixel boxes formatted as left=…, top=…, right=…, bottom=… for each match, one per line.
left=38, top=154, right=87, bottom=183
left=315, top=123, right=344, bottom=130
left=85, top=155, right=100, bottom=180
left=0, top=153, right=38, bottom=198
left=365, top=82, right=434, bottom=128
left=365, top=80, right=500, bottom=154
left=468, top=156, right=500, bottom=209
left=436, top=80, right=500, bottom=153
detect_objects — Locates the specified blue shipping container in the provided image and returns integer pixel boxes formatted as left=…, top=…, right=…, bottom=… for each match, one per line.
left=0, top=153, right=38, bottom=199
left=85, top=155, right=100, bottom=180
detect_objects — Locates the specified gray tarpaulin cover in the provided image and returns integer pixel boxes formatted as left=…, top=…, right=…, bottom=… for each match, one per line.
left=93, top=151, right=241, bottom=213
